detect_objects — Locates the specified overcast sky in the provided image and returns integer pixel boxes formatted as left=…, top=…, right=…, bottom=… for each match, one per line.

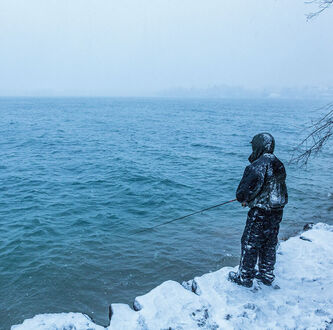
left=0, top=0, right=332, bottom=96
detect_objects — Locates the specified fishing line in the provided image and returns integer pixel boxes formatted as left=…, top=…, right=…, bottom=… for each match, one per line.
left=130, top=198, right=237, bottom=236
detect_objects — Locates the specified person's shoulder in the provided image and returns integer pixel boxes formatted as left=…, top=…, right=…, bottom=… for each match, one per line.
left=262, top=153, right=281, bottom=164
left=268, top=154, right=287, bottom=173
left=262, top=153, right=275, bottom=160
left=248, top=155, right=269, bottom=170
left=270, top=154, right=286, bottom=166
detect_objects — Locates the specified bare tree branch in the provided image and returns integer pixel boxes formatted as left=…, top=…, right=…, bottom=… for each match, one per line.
left=290, top=103, right=333, bottom=166
left=306, top=0, right=333, bottom=19
left=290, top=2, right=333, bottom=164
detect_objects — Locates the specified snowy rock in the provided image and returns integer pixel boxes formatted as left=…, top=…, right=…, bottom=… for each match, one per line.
left=108, top=304, right=139, bottom=329
left=11, top=313, right=104, bottom=330
left=11, top=223, right=333, bottom=329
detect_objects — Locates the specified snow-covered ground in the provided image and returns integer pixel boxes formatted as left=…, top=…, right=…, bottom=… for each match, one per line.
left=11, top=223, right=333, bottom=330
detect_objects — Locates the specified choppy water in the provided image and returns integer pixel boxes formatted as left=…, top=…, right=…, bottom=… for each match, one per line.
left=1, top=97, right=332, bottom=329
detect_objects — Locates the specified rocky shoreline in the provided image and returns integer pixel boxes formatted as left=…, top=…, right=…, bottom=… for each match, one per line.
left=12, top=223, right=333, bottom=329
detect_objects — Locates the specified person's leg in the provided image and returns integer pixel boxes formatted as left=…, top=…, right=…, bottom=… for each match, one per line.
left=229, top=208, right=264, bottom=286
left=258, top=209, right=283, bottom=285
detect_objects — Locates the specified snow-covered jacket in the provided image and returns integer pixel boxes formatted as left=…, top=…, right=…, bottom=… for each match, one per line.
left=236, top=133, right=288, bottom=210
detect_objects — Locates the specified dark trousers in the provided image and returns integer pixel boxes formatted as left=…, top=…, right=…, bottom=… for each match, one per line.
left=238, top=207, right=283, bottom=282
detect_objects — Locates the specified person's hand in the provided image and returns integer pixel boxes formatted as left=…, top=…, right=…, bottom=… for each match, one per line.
left=241, top=202, right=247, bottom=207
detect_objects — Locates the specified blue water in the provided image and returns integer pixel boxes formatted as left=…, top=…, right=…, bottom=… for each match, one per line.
left=1, top=97, right=332, bottom=328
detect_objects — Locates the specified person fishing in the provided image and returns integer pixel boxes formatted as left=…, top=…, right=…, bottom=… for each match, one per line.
left=228, top=133, right=288, bottom=287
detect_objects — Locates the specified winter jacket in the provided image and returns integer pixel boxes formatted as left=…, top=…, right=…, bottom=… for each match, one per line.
left=236, top=133, right=288, bottom=210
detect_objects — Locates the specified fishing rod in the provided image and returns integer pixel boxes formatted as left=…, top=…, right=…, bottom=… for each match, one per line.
left=130, top=198, right=237, bottom=236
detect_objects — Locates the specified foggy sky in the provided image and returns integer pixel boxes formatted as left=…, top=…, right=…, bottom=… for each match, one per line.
left=0, top=0, right=332, bottom=96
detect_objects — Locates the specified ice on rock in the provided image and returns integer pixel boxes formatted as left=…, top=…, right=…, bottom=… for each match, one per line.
left=11, top=223, right=333, bottom=329
left=108, top=304, right=140, bottom=329
left=11, top=313, right=104, bottom=330
left=120, top=280, right=210, bottom=329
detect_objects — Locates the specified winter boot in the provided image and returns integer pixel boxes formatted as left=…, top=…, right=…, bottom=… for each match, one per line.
left=254, top=271, right=273, bottom=286
left=228, top=271, right=253, bottom=288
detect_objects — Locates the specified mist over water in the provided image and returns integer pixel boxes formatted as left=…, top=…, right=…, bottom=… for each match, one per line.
left=1, top=97, right=332, bottom=328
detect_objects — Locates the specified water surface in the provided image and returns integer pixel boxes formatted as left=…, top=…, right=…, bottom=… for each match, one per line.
left=0, top=97, right=332, bottom=328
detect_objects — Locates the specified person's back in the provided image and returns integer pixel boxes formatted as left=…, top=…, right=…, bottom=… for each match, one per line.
left=229, top=133, right=288, bottom=287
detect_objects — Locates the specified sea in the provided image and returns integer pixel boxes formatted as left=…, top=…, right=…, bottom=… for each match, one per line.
left=1, top=97, right=332, bottom=329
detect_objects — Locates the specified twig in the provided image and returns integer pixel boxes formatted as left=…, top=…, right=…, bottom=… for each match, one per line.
left=305, top=0, right=333, bottom=19
left=290, top=103, right=333, bottom=166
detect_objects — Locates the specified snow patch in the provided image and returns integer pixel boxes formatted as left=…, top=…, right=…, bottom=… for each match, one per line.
left=11, top=223, right=333, bottom=329
left=11, top=313, right=104, bottom=330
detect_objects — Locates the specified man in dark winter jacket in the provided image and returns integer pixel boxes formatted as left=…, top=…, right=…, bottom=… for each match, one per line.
left=228, top=133, right=288, bottom=287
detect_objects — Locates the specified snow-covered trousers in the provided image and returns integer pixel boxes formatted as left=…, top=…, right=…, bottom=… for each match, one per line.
left=238, top=207, right=283, bottom=283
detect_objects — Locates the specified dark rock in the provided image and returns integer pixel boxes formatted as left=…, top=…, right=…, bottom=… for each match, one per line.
left=300, top=236, right=312, bottom=242
left=108, top=305, right=112, bottom=321
left=325, top=318, right=333, bottom=329
left=303, top=223, right=314, bottom=231
left=191, top=307, right=210, bottom=328
left=181, top=280, right=193, bottom=292
left=133, top=300, right=142, bottom=311
left=191, top=280, right=202, bottom=295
